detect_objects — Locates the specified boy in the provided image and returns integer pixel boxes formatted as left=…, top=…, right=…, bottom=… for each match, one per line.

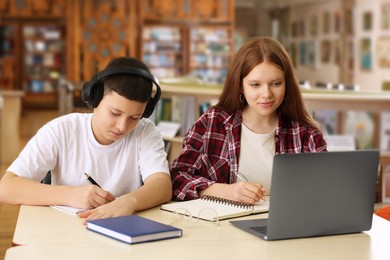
left=0, top=57, right=172, bottom=221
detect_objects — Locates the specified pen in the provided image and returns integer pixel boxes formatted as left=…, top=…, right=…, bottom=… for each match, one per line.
left=236, top=171, right=249, bottom=182
left=235, top=171, right=267, bottom=203
left=85, top=172, right=101, bottom=188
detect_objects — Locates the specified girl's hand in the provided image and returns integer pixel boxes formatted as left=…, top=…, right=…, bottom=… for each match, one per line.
left=228, top=182, right=266, bottom=204
left=200, top=182, right=266, bottom=205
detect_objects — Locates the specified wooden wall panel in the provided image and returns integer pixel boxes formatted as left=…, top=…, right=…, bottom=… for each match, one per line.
left=141, top=0, right=184, bottom=20
left=0, top=0, right=67, bottom=18
left=68, top=0, right=138, bottom=82
left=140, top=0, right=234, bottom=22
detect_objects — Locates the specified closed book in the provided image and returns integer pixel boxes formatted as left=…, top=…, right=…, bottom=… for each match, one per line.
left=86, top=215, right=182, bottom=244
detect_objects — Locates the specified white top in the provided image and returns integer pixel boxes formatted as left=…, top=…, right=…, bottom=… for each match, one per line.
left=238, top=124, right=275, bottom=193
left=7, top=113, right=169, bottom=197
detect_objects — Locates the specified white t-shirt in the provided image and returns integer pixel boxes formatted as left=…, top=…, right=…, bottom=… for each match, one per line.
left=7, top=113, right=169, bottom=197
left=238, top=124, right=275, bottom=193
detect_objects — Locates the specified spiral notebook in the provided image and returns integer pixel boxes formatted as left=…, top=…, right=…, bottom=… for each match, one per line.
left=161, top=195, right=269, bottom=222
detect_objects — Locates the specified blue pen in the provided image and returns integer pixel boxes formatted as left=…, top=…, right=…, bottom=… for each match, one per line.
left=236, top=171, right=249, bottom=182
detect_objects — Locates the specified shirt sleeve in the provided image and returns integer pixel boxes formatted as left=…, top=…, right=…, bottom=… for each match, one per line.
left=7, top=122, right=59, bottom=182
left=170, top=114, right=220, bottom=201
left=307, top=128, right=328, bottom=152
left=138, top=119, right=170, bottom=182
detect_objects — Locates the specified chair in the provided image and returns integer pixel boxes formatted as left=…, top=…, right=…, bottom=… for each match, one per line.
left=58, top=77, right=74, bottom=115
left=374, top=205, right=390, bottom=221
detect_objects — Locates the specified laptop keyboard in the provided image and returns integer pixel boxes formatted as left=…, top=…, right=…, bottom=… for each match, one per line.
left=250, top=226, right=267, bottom=235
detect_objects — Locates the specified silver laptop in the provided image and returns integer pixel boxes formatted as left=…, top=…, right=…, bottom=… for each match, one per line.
left=230, top=150, right=379, bottom=241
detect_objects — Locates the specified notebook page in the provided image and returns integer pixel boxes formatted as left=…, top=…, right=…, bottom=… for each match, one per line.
left=252, top=200, right=270, bottom=214
left=50, top=205, right=86, bottom=215
left=161, top=197, right=266, bottom=221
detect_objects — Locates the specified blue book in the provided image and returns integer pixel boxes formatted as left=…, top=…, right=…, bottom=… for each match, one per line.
left=86, top=215, right=182, bottom=244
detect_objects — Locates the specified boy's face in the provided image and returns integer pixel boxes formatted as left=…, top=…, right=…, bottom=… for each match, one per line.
left=91, top=91, right=147, bottom=145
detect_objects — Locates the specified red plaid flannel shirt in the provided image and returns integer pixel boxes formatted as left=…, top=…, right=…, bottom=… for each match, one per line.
left=170, top=107, right=327, bottom=201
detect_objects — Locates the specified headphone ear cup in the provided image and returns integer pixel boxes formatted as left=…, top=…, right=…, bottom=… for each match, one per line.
left=81, top=81, right=91, bottom=106
left=142, top=79, right=161, bottom=118
left=142, top=97, right=155, bottom=118
left=81, top=80, right=104, bottom=108
left=88, top=82, right=104, bottom=108
left=142, top=90, right=161, bottom=118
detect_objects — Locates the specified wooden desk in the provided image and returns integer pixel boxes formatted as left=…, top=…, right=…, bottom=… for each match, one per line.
left=6, top=205, right=390, bottom=260
left=0, top=90, right=24, bottom=165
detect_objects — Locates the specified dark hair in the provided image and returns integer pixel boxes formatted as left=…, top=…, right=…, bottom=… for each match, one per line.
left=215, top=36, right=318, bottom=129
left=103, top=57, right=152, bottom=103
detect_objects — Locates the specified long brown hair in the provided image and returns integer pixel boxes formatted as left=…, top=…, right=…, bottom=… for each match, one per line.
left=215, top=36, right=318, bottom=129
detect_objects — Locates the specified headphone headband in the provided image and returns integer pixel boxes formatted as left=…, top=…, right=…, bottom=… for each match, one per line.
left=93, top=66, right=160, bottom=87
left=81, top=66, right=161, bottom=118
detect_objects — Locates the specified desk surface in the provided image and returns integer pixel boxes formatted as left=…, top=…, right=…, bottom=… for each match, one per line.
left=6, top=205, right=390, bottom=260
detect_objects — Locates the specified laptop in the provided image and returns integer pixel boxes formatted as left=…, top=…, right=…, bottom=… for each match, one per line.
left=230, top=150, right=379, bottom=241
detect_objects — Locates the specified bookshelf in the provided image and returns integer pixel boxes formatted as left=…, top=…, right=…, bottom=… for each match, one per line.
left=157, top=83, right=222, bottom=163
left=138, top=0, right=235, bottom=82
left=0, top=23, right=16, bottom=57
left=23, top=25, right=65, bottom=92
left=0, top=0, right=235, bottom=108
left=0, top=23, right=17, bottom=91
left=159, top=84, right=390, bottom=163
left=0, top=0, right=69, bottom=109
left=189, top=26, right=233, bottom=84
left=22, top=23, right=66, bottom=108
left=0, top=22, right=66, bottom=109
left=141, top=25, right=184, bottom=79
left=159, top=84, right=390, bottom=203
left=139, top=24, right=234, bottom=83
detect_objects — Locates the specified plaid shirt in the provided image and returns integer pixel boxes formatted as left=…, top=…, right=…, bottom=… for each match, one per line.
left=170, top=107, right=327, bottom=201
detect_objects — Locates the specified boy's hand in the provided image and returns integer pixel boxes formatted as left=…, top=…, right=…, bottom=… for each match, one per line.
left=69, top=185, right=116, bottom=209
left=78, top=195, right=136, bottom=222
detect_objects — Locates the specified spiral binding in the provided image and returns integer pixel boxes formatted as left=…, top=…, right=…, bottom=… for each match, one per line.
left=201, top=195, right=254, bottom=210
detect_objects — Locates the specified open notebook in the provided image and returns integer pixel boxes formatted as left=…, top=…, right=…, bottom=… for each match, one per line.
left=161, top=195, right=269, bottom=222
left=51, top=205, right=86, bottom=215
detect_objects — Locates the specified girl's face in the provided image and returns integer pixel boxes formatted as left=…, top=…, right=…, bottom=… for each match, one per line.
left=242, top=61, right=286, bottom=119
left=92, top=91, right=147, bottom=145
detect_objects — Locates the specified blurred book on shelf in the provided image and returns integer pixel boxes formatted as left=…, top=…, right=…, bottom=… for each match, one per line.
left=313, top=109, right=339, bottom=135
left=380, top=111, right=390, bottom=151
left=344, top=111, right=375, bottom=149
left=323, top=135, right=355, bottom=151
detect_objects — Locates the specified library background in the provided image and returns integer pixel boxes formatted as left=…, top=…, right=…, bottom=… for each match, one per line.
left=0, top=0, right=390, bottom=204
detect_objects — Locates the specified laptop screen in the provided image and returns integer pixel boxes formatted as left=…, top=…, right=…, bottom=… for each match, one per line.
left=231, top=150, right=379, bottom=240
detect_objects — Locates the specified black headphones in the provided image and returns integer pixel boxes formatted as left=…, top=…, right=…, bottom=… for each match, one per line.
left=81, top=66, right=161, bottom=118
